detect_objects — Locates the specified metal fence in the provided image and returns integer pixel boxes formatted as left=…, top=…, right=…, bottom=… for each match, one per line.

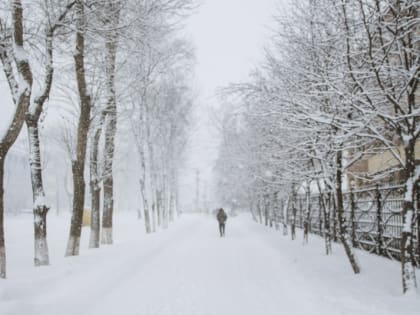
left=277, top=185, right=420, bottom=264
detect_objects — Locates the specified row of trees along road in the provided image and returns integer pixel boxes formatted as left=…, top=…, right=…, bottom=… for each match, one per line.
left=215, top=0, right=420, bottom=294
left=0, top=0, right=195, bottom=279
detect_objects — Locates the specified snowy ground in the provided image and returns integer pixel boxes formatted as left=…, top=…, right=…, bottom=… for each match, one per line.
left=1, top=212, right=419, bottom=315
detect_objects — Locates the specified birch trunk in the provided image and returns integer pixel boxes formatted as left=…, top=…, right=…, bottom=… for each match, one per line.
left=138, top=132, right=151, bottom=233
left=145, top=105, right=156, bottom=232
left=101, top=1, right=120, bottom=244
left=89, top=123, right=102, bottom=248
left=26, top=122, right=49, bottom=265
left=25, top=27, right=56, bottom=266
left=65, top=0, right=91, bottom=256
left=136, top=103, right=151, bottom=233
left=27, top=0, right=76, bottom=266
left=102, top=112, right=116, bottom=244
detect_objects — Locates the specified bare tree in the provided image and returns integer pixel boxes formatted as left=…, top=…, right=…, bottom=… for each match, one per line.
left=100, top=0, right=121, bottom=244
left=24, top=0, right=76, bottom=266
left=0, top=0, right=33, bottom=278
left=340, top=0, right=420, bottom=292
left=65, top=0, right=92, bottom=257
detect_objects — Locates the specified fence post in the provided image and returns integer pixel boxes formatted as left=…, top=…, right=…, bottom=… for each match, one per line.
left=284, top=197, right=289, bottom=236
left=274, top=192, right=279, bottom=230
left=299, top=198, right=303, bottom=228
left=332, top=194, right=337, bottom=242
left=416, top=183, right=420, bottom=266
left=375, top=184, right=383, bottom=256
left=350, top=187, right=356, bottom=248
left=318, top=194, right=323, bottom=237
left=280, top=199, right=284, bottom=221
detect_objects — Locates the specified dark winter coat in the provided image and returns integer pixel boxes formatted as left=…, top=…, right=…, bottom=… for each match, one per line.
left=217, top=209, right=227, bottom=224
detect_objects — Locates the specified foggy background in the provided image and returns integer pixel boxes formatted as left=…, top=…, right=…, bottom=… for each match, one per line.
left=2, top=0, right=281, bottom=214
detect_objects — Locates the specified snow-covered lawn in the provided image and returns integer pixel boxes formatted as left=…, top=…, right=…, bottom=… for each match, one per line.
left=0, top=212, right=419, bottom=315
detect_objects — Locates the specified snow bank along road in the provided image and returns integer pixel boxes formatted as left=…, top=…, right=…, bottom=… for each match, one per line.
left=1, top=213, right=419, bottom=315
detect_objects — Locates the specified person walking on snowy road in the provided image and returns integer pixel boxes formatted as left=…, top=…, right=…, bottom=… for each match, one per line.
left=217, top=208, right=227, bottom=237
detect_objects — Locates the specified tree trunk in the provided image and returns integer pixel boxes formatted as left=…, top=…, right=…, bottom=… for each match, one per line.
left=0, top=0, right=34, bottom=278
left=417, top=186, right=420, bottom=267
left=140, top=179, right=151, bottom=233
left=317, top=179, right=332, bottom=254
left=151, top=172, right=157, bottom=232
left=18, top=0, right=74, bottom=265
left=102, top=174, right=113, bottom=244
left=90, top=184, right=101, bottom=248
left=169, top=177, right=176, bottom=222
left=102, top=115, right=115, bottom=245
left=156, top=188, right=162, bottom=227
left=13, top=0, right=73, bottom=267
left=336, top=150, right=360, bottom=274
left=161, top=173, right=169, bottom=229
left=273, top=192, right=280, bottom=230
left=303, top=182, right=311, bottom=244
left=146, top=119, right=156, bottom=232
left=282, top=197, right=289, bottom=236
left=169, top=167, right=177, bottom=222
left=249, top=200, right=257, bottom=222
left=101, top=6, right=119, bottom=243
left=137, top=107, right=151, bottom=233
left=151, top=201, right=156, bottom=232
left=0, top=154, right=6, bottom=278
left=66, top=159, right=87, bottom=256
left=264, top=195, right=269, bottom=226
left=175, top=183, right=181, bottom=218
left=291, top=185, right=297, bottom=241
left=65, top=1, right=91, bottom=256
left=64, top=167, right=73, bottom=211
left=323, top=191, right=332, bottom=255
left=24, top=25, right=55, bottom=266
left=102, top=115, right=116, bottom=244
left=26, top=122, right=49, bottom=265
left=257, top=199, right=263, bottom=224
left=400, top=140, right=418, bottom=293
left=89, top=124, right=102, bottom=248
left=332, top=194, right=338, bottom=242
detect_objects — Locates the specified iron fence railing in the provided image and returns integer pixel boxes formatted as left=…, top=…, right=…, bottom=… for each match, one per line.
left=273, top=185, right=420, bottom=264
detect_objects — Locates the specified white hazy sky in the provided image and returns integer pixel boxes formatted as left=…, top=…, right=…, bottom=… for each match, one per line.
left=186, top=0, right=280, bottom=98
left=180, top=0, right=284, bottom=209
left=0, top=0, right=287, bottom=211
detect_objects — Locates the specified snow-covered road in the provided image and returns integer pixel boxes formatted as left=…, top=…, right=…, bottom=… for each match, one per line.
left=1, top=213, right=419, bottom=315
